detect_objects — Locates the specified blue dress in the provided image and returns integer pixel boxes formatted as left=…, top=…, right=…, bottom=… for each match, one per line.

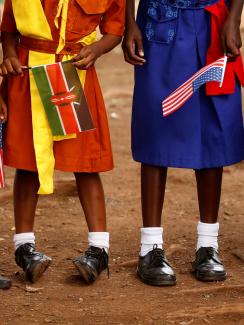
left=132, top=0, right=244, bottom=169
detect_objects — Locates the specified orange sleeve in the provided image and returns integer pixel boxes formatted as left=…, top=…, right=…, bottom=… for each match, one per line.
left=1, top=0, right=17, bottom=33
left=99, top=0, right=125, bottom=37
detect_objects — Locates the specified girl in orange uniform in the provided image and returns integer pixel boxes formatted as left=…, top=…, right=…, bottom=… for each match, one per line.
left=0, top=0, right=125, bottom=284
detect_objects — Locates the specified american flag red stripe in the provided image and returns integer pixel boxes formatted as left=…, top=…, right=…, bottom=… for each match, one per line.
left=162, top=57, right=227, bottom=117
left=0, top=122, right=5, bottom=189
left=163, top=58, right=226, bottom=107
left=163, top=62, right=224, bottom=109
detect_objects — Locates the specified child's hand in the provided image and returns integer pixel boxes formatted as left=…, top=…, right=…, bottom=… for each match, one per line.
left=221, top=16, right=242, bottom=59
left=0, top=94, right=7, bottom=123
left=72, top=43, right=102, bottom=70
left=0, top=56, right=23, bottom=76
left=122, top=21, right=146, bottom=66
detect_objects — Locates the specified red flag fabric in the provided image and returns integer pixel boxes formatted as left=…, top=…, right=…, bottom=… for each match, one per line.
left=205, top=0, right=244, bottom=95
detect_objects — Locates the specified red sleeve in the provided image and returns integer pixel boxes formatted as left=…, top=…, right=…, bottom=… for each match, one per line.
left=1, top=0, right=17, bottom=33
left=99, top=0, right=125, bottom=36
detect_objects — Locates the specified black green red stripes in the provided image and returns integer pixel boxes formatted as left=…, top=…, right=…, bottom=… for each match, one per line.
left=32, top=62, right=94, bottom=136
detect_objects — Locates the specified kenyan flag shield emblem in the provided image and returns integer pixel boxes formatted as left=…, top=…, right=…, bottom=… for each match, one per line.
left=32, top=61, right=94, bottom=136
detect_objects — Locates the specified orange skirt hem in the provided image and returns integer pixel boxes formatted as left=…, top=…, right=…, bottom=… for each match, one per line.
left=4, top=155, right=114, bottom=173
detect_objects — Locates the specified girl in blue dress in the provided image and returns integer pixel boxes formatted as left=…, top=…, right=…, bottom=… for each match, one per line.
left=123, top=0, right=244, bottom=286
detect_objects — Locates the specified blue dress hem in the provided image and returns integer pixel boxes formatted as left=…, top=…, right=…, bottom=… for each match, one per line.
left=132, top=154, right=244, bottom=169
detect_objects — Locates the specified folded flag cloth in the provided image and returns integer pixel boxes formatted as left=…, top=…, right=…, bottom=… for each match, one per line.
left=0, top=121, right=5, bottom=189
left=32, top=61, right=94, bottom=136
left=162, top=56, right=227, bottom=117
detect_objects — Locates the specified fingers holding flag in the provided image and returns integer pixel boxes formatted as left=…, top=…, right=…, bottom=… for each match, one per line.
left=0, top=94, right=7, bottom=124
left=221, top=16, right=242, bottom=60
left=0, top=56, right=24, bottom=77
left=72, top=43, right=102, bottom=70
left=0, top=100, right=7, bottom=124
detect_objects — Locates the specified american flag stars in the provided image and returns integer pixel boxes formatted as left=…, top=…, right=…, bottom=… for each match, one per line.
left=193, top=68, right=222, bottom=92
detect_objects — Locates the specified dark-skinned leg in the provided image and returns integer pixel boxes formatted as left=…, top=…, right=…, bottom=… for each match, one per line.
left=137, top=164, right=176, bottom=286
left=13, top=169, right=52, bottom=283
left=141, top=164, right=168, bottom=227
left=195, top=167, right=223, bottom=223
left=74, top=172, right=106, bottom=232
left=193, top=167, right=226, bottom=281
left=14, top=169, right=39, bottom=233
left=73, top=172, right=108, bottom=284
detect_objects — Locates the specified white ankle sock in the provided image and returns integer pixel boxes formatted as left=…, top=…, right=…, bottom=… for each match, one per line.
left=88, top=232, right=109, bottom=254
left=140, top=227, right=163, bottom=257
left=197, top=222, right=219, bottom=251
left=13, top=232, right=35, bottom=251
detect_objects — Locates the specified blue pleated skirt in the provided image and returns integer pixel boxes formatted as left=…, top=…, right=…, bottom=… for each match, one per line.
left=132, top=0, right=244, bottom=169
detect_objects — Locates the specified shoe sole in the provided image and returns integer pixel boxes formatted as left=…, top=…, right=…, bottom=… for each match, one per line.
left=0, top=280, right=12, bottom=290
left=195, top=271, right=227, bottom=282
left=137, top=271, right=176, bottom=287
left=27, top=258, right=52, bottom=283
left=72, top=260, right=97, bottom=285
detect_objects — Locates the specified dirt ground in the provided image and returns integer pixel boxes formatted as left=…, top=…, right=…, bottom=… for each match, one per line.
left=0, top=30, right=244, bottom=325
left=0, top=49, right=244, bottom=325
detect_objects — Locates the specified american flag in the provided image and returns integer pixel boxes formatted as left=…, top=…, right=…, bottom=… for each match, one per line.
left=162, top=56, right=227, bottom=117
left=0, top=121, right=5, bottom=188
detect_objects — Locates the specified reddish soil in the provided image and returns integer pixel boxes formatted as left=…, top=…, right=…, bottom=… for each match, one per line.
left=0, top=49, right=244, bottom=325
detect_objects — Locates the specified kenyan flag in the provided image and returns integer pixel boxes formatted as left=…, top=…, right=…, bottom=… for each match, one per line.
left=32, top=61, right=94, bottom=136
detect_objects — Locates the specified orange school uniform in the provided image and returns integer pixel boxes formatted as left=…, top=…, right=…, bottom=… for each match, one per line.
left=1, top=0, right=125, bottom=173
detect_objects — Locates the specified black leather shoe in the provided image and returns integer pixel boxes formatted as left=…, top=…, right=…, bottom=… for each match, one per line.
left=192, top=247, right=227, bottom=282
left=73, top=246, right=109, bottom=284
left=137, top=246, right=176, bottom=286
left=0, top=275, right=11, bottom=290
left=15, top=243, right=52, bottom=283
